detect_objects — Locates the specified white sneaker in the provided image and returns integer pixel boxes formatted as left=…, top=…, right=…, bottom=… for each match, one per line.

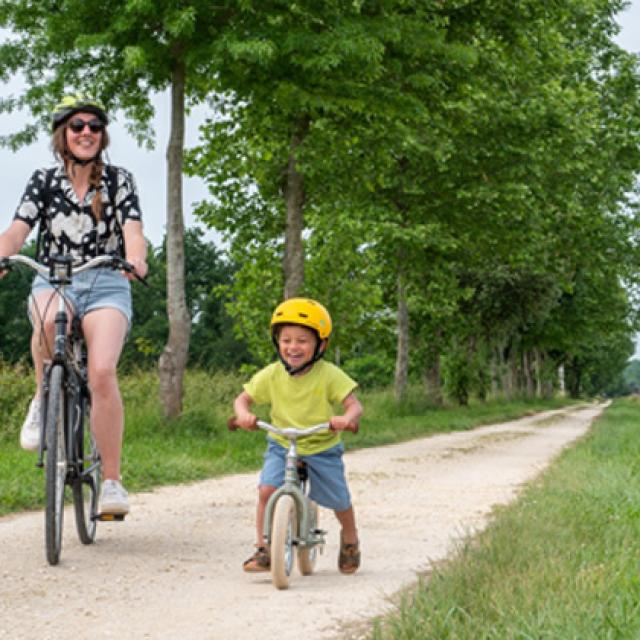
left=98, top=479, right=130, bottom=516
left=20, top=396, right=41, bottom=451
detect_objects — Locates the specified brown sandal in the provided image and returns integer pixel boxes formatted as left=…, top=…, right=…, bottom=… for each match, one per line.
left=338, top=536, right=360, bottom=575
left=243, top=546, right=270, bottom=573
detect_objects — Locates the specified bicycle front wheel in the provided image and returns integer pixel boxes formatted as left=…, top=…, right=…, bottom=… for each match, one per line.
left=270, top=495, right=297, bottom=590
left=72, top=394, right=99, bottom=544
left=45, top=365, right=67, bottom=566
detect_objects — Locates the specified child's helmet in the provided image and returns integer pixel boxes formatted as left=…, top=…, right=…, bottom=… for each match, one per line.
left=52, top=94, right=108, bottom=131
left=270, top=297, right=332, bottom=340
left=270, top=298, right=332, bottom=374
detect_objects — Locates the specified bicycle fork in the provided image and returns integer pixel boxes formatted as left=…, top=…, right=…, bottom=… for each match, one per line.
left=263, top=445, right=326, bottom=550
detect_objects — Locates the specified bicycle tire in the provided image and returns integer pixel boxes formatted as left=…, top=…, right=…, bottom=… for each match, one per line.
left=72, top=393, right=99, bottom=544
left=270, top=495, right=297, bottom=590
left=298, top=500, right=319, bottom=575
left=45, top=365, right=66, bottom=566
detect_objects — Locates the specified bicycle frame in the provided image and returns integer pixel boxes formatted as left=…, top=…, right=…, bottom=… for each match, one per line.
left=0, top=252, right=139, bottom=563
left=257, top=421, right=329, bottom=551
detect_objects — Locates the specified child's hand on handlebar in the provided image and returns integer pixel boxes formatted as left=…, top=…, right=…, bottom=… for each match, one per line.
left=234, top=412, right=258, bottom=431
left=329, top=416, right=358, bottom=432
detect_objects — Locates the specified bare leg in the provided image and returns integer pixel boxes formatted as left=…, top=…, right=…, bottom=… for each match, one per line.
left=82, top=308, right=128, bottom=482
left=29, top=290, right=72, bottom=391
left=256, top=485, right=277, bottom=546
left=335, top=505, right=358, bottom=544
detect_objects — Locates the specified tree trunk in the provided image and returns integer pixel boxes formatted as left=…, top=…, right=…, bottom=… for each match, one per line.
left=423, top=344, right=442, bottom=406
left=534, top=348, right=543, bottom=397
left=282, top=117, right=310, bottom=299
left=523, top=350, right=535, bottom=397
left=490, top=346, right=500, bottom=397
left=394, top=270, right=409, bottom=402
left=158, top=61, right=191, bottom=420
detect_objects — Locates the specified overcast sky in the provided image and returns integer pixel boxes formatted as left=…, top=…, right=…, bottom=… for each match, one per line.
left=0, top=4, right=638, bottom=247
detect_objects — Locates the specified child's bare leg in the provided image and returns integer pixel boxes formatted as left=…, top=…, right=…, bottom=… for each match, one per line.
left=256, top=484, right=277, bottom=546
left=334, top=505, right=358, bottom=544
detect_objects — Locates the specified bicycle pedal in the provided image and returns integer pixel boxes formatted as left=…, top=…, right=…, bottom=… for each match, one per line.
left=95, top=513, right=126, bottom=522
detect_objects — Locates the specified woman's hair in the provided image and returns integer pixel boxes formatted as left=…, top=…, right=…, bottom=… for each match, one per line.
left=51, top=123, right=111, bottom=221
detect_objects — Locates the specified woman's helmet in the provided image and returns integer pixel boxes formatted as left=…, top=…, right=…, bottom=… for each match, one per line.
left=52, top=94, right=108, bottom=131
left=270, top=298, right=332, bottom=374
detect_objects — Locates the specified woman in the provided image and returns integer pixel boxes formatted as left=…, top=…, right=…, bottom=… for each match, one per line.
left=0, top=94, right=147, bottom=516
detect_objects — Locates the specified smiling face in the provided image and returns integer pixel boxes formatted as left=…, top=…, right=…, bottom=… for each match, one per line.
left=64, top=111, right=104, bottom=163
left=277, top=324, right=322, bottom=374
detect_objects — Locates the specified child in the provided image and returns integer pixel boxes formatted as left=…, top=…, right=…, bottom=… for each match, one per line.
left=233, top=297, right=363, bottom=575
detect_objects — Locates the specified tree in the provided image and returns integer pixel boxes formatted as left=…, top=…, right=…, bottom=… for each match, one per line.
left=0, top=0, right=234, bottom=418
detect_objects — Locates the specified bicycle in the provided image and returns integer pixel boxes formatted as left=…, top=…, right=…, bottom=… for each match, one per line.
left=228, top=417, right=357, bottom=590
left=0, top=253, right=142, bottom=565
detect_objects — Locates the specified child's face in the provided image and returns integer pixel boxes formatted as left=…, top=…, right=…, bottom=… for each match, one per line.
left=277, top=324, right=320, bottom=372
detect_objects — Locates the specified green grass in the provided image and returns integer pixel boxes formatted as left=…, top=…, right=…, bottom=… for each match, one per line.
left=371, top=397, right=640, bottom=640
left=0, top=364, right=575, bottom=517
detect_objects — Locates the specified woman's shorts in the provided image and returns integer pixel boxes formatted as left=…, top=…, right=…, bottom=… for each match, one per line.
left=29, top=267, right=132, bottom=328
left=259, top=438, right=352, bottom=512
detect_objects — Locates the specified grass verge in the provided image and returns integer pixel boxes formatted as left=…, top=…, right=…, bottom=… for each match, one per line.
left=371, top=397, right=640, bottom=639
left=0, top=366, right=576, bottom=517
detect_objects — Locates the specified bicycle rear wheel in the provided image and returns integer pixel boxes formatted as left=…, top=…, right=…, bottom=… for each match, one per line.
left=270, top=495, right=297, bottom=590
left=45, top=365, right=67, bottom=566
left=72, top=394, right=99, bottom=544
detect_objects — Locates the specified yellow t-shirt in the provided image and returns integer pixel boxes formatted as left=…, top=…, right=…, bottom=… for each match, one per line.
left=243, top=360, right=358, bottom=455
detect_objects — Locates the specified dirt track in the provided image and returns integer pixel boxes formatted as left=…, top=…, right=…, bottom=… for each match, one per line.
left=0, top=403, right=605, bottom=640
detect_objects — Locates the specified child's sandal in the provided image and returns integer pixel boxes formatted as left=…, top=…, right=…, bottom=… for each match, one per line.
left=243, top=545, right=270, bottom=573
left=338, top=536, right=360, bottom=575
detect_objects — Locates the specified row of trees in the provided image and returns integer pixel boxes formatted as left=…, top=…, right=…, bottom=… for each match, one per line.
left=188, top=1, right=640, bottom=401
left=1, top=1, right=639, bottom=410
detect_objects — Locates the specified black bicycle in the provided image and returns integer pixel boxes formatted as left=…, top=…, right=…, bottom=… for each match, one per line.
left=0, top=253, right=141, bottom=565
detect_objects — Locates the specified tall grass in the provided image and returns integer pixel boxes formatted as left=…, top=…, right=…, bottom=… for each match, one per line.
left=0, top=363, right=575, bottom=517
left=371, top=397, right=640, bottom=639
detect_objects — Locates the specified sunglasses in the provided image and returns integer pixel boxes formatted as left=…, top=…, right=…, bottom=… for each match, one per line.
left=67, top=117, right=105, bottom=134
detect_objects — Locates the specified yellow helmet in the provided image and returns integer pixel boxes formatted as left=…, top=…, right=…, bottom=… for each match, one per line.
left=270, top=298, right=332, bottom=340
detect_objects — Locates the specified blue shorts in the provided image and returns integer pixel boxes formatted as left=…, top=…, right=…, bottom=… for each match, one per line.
left=30, top=268, right=132, bottom=327
left=259, top=438, right=352, bottom=512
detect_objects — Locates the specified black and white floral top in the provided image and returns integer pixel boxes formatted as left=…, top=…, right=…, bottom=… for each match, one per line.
left=14, top=164, right=142, bottom=266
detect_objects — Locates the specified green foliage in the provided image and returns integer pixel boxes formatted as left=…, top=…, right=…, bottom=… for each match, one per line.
left=122, top=228, right=253, bottom=371
left=185, top=0, right=640, bottom=403
left=0, top=241, right=36, bottom=364
left=343, top=353, right=395, bottom=391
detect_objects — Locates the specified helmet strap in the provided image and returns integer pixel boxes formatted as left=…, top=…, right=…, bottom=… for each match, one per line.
left=273, top=335, right=327, bottom=376
left=63, top=137, right=101, bottom=168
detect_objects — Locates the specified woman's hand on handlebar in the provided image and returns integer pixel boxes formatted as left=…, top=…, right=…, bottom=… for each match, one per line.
left=123, top=256, right=148, bottom=281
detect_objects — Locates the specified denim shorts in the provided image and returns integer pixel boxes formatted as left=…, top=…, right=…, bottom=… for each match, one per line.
left=259, top=438, right=352, bottom=512
left=30, top=268, right=132, bottom=327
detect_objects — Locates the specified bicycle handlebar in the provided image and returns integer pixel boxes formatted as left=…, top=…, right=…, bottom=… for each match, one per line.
left=0, top=253, right=148, bottom=286
left=228, top=416, right=359, bottom=435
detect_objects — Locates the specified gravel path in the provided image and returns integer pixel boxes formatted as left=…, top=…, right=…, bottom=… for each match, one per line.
left=0, top=403, right=605, bottom=640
